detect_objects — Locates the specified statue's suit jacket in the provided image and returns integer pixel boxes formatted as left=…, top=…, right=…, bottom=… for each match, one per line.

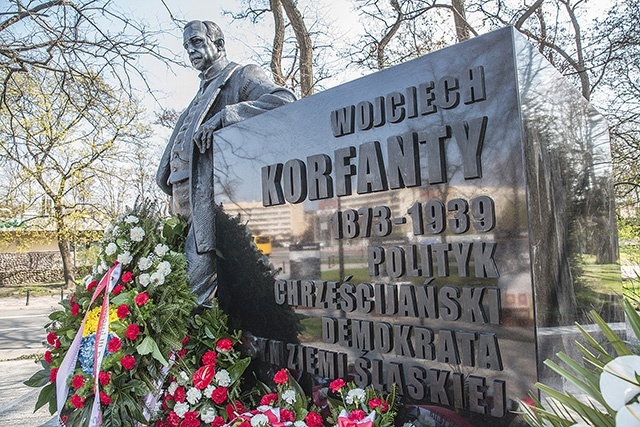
left=156, top=61, right=295, bottom=253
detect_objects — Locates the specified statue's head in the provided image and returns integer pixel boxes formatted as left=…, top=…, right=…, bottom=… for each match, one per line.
left=183, top=20, right=226, bottom=72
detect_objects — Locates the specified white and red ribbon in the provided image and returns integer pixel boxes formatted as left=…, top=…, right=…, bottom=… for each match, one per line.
left=56, top=262, right=121, bottom=427
left=337, top=410, right=376, bottom=427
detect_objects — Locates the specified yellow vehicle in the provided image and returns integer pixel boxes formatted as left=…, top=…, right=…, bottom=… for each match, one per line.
left=253, top=235, right=272, bottom=256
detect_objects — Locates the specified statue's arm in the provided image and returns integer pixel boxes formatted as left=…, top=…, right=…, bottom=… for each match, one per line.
left=214, top=64, right=296, bottom=128
left=156, top=140, right=173, bottom=196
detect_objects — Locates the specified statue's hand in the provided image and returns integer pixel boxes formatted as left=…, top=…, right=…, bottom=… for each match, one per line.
left=193, top=116, right=222, bottom=153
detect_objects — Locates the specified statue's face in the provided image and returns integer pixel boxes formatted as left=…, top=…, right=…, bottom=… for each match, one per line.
left=183, top=23, right=221, bottom=72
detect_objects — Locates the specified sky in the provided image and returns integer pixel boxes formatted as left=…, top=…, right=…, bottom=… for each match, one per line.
left=114, top=0, right=360, bottom=111
left=108, top=0, right=362, bottom=150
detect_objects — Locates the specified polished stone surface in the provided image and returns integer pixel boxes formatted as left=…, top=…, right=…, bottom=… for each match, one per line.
left=215, top=27, right=621, bottom=426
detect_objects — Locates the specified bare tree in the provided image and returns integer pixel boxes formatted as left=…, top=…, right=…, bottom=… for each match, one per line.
left=0, top=69, right=147, bottom=288
left=225, top=0, right=333, bottom=97
left=0, top=0, right=179, bottom=106
left=348, top=0, right=478, bottom=71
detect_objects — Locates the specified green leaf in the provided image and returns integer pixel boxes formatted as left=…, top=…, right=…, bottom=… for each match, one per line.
left=24, top=369, right=50, bottom=388
left=137, top=336, right=168, bottom=366
left=110, top=293, right=130, bottom=306
left=227, top=357, right=251, bottom=383
left=137, top=336, right=154, bottom=355
left=204, top=325, right=214, bottom=339
left=34, top=382, right=56, bottom=413
left=110, top=321, right=127, bottom=336
left=623, top=299, right=640, bottom=340
left=590, top=310, right=632, bottom=356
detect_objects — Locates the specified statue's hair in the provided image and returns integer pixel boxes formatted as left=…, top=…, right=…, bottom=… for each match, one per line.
left=185, top=20, right=224, bottom=45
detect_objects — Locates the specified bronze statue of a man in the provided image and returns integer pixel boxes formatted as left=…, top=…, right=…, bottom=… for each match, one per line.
left=156, top=21, right=295, bottom=305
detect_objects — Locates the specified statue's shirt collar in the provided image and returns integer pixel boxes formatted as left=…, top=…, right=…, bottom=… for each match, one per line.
left=199, top=59, right=230, bottom=91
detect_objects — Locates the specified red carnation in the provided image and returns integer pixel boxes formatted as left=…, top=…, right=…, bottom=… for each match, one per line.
left=174, top=386, right=186, bottom=403
left=54, top=338, right=61, bottom=349
left=46, top=332, right=57, bottom=345
left=49, top=367, right=58, bottom=382
left=166, top=411, right=181, bottom=426
left=120, top=354, right=136, bottom=370
left=87, top=280, right=98, bottom=291
left=177, top=348, right=187, bottom=358
left=121, top=271, right=134, bottom=283
left=211, top=416, right=225, bottom=427
left=99, top=371, right=111, bottom=386
left=329, top=378, right=346, bottom=393
left=182, top=336, right=190, bottom=346
left=182, top=411, right=200, bottom=427
left=280, top=409, right=295, bottom=422
left=71, top=303, right=80, bottom=316
left=112, top=284, right=125, bottom=295
left=71, top=394, right=85, bottom=409
left=348, top=410, right=367, bottom=421
left=72, top=375, right=85, bottom=389
left=201, top=350, right=217, bottom=366
left=260, top=393, right=278, bottom=406
left=44, top=350, right=52, bottom=364
left=368, top=398, right=389, bottom=412
left=211, top=386, right=228, bottom=404
left=107, top=336, right=122, bottom=353
left=235, top=400, right=247, bottom=415
left=125, top=324, right=141, bottom=340
left=273, top=368, right=289, bottom=385
left=192, top=364, right=215, bottom=390
left=215, top=338, right=233, bottom=352
left=100, top=391, right=112, bottom=405
left=134, top=292, right=149, bottom=306
left=117, top=304, right=130, bottom=319
left=305, top=412, right=324, bottom=427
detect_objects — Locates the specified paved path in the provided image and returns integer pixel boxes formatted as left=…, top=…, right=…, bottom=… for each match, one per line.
left=0, top=296, right=62, bottom=426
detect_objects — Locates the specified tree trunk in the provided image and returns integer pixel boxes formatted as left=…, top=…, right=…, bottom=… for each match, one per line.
left=54, top=205, right=75, bottom=289
left=451, top=0, right=470, bottom=42
left=377, top=0, right=403, bottom=70
left=58, top=237, right=75, bottom=289
left=280, top=0, right=314, bottom=97
left=269, top=0, right=286, bottom=86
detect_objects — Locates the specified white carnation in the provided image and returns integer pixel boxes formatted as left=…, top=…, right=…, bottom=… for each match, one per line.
left=138, top=273, right=151, bottom=287
left=168, top=382, right=179, bottom=395
left=214, top=369, right=231, bottom=387
left=177, top=371, right=190, bottom=386
left=124, top=215, right=139, bottom=224
left=186, top=387, right=202, bottom=405
left=157, top=260, right=172, bottom=276
left=105, top=242, right=118, bottom=256
left=130, top=226, right=145, bottom=242
left=138, top=256, right=153, bottom=271
left=150, top=271, right=165, bottom=285
left=294, top=422, right=308, bottom=427
left=155, top=244, right=169, bottom=257
left=174, top=402, right=189, bottom=418
left=257, top=405, right=272, bottom=412
left=95, top=260, right=107, bottom=275
left=204, top=384, right=215, bottom=399
left=201, top=407, right=217, bottom=424
left=251, top=414, right=269, bottom=427
left=282, top=389, right=297, bottom=405
left=346, top=388, right=366, bottom=404
left=117, top=251, right=132, bottom=266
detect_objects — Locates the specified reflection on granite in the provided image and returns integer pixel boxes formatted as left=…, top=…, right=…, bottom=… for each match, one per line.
left=215, top=27, right=621, bottom=426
